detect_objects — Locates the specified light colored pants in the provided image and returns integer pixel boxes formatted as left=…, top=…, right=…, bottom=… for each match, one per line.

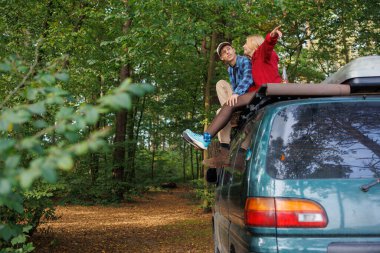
left=215, top=80, right=232, bottom=144
left=215, top=80, right=252, bottom=150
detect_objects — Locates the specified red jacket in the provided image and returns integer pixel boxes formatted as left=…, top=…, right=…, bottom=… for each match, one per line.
left=248, top=33, right=282, bottom=92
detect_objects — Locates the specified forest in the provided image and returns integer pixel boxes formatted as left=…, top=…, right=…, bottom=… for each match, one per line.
left=0, top=0, right=379, bottom=252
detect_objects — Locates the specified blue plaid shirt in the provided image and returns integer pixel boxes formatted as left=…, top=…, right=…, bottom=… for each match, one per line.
left=228, top=55, right=254, bottom=95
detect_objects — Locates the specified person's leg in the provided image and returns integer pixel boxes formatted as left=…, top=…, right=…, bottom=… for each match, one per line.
left=183, top=91, right=256, bottom=150
left=206, top=91, right=256, bottom=137
left=215, top=80, right=232, bottom=145
left=216, top=80, right=233, bottom=105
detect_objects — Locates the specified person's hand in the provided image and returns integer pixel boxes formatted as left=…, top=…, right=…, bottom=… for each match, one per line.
left=270, top=25, right=282, bottom=38
left=226, top=94, right=239, bottom=106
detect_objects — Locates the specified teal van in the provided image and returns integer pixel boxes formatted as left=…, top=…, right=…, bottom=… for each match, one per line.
left=208, top=56, right=380, bottom=253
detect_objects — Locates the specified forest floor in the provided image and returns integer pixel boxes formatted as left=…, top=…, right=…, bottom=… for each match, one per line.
left=32, top=186, right=213, bottom=253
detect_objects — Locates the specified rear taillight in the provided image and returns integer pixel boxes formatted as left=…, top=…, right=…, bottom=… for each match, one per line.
left=245, top=197, right=328, bottom=228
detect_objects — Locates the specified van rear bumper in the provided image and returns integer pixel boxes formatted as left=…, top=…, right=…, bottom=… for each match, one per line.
left=276, top=237, right=380, bottom=253
left=328, top=242, right=380, bottom=253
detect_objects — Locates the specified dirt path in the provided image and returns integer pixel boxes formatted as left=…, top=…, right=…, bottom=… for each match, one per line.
left=32, top=187, right=213, bottom=253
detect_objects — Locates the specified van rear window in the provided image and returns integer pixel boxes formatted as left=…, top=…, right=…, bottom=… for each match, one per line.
left=267, top=101, right=380, bottom=179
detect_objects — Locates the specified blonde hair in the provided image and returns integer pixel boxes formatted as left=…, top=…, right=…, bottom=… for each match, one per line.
left=246, top=35, right=264, bottom=52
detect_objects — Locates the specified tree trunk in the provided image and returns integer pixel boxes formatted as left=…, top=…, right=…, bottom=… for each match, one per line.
left=190, top=146, right=194, bottom=180
left=203, top=31, right=217, bottom=177
left=151, top=142, right=156, bottom=180
left=112, top=65, right=131, bottom=182
left=128, top=96, right=146, bottom=181
left=196, top=150, right=200, bottom=179
left=341, top=16, right=350, bottom=64
left=126, top=108, right=135, bottom=181
left=182, top=140, right=186, bottom=182
left=90, top=122, right=101, bottom=184
left=112, top=110, right=127, bottom=181
left=90, top=75, right=103, bottom=184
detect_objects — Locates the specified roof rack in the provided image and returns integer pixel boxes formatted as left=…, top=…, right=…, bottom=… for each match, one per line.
left=260, top=83, right=350, bottom=96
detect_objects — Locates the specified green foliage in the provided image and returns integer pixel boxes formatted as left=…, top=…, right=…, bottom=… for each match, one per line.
left=135, top=148, right=184, bottom=184
left=191, top=179, right=215, bottom=212
left=0, top=56, right=153, bottom=251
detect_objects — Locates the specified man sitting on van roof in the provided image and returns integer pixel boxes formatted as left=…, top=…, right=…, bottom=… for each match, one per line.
left=202, top=42, right=254, bottom=168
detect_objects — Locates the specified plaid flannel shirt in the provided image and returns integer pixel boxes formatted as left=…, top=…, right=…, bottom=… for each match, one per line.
left=228, top=55, right=254, bottom=95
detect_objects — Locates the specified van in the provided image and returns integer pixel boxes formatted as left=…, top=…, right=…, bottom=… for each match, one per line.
left=208, top=56, right=380, bottom=253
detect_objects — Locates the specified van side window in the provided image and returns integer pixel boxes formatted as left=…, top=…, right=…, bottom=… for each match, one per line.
left=231, top=111, right=264, bottom=184
left=221, top=167, right=233, bottom=186
left=221, top=141, right=238, bottom=186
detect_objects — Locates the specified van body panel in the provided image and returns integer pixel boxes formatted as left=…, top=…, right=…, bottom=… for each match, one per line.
left=274, top=179, right=380, bottom=236
left=277, top=237, right=380, bottom=253
left=214, top=92, right=380, bottom=252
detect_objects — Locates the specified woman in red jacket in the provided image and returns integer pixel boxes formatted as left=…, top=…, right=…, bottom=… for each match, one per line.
left=244, top=25, right=282, bottom=92
left=183, top=26, right=283, bottom=150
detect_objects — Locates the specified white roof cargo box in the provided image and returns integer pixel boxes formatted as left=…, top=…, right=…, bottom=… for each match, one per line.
left=322, top=56, right=380, bottom=91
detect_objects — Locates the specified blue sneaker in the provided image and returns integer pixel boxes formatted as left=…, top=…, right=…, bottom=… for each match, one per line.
left=245, top=148, right=252, bottom=161
left=182, top=129, right=210, bottom=150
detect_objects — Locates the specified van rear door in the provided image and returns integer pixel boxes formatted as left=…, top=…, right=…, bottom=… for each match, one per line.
left=266, top=99, right=380, bottom=252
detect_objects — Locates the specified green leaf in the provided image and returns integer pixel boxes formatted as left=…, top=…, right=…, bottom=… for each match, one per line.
left=32, top=119, right=48, bottom=128
left=120, top=78, right=132, bottom=89
left=0, top=225, right=16, bottom=241
left=2, top=193, right=24, bottom=213
left=26, top=88, right=39, bottom=100
left=5, top=155, right=20, bottom=170
left=113, top=93, right=132, bottom=110
left=6, top=110, right=31, bottom=124
left=0, top=63, right=11, bottom=72
left=22, top=225, right=33, bottom=233
left=23, top=242, right=35, bottom=252
left=141, top=83, right=155, bottom=93
left=88, top=139, right=105, bottom=151
left=56, top=107, right=74, bottom=120
left=41, top=166, right=57, bottom=183
left=99, top=93, right=132, bottom=110
left=84, top=106, right=99, bottom=124
left=127, top=84, right=145, bottom=97
left=87, top=59, right=97, bottom=65
left=100, top=41, right=114, bottom=46
left=0, top=179, right=11, bottom=195
left=71, top=117, right=86, bottom=130
left=55, top=72, right=69, bottom=82
left=46, top=95, right=64, bottom=105
left=27, top=102, right=46, bottom=114
left=40, top=74, right=56, bottom=85
left=20, top=167, right=41, bottom=189
left=57, top=155, right=74, bottom=171
left=17, top=65, right=28, bottom=73
left=73, top=142, right=89, bottom=155
left=64, top=132, right=80, bottom=142
left=11, top=234, right=26, bottom=245
left=115, top=35, right=127, bottom=43
left=0, top=139, right=16, bottom=152
left=21, top=137, right=38, bottom=149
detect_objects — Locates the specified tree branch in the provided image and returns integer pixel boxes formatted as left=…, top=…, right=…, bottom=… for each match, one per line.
left=0, top=38, right=42, bottom=110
